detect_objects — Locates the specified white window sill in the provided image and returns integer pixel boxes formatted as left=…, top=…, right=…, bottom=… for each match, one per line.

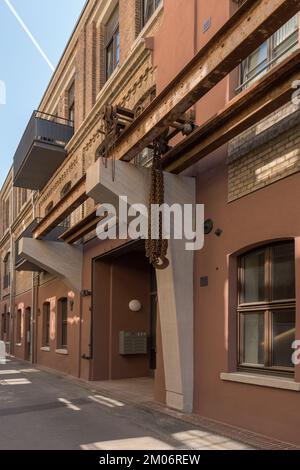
left=40, top=347, right=50, bottom=352
left=56, top=349, right=68, bottom=355
left=15, top=343, right=22, bottom=347
left=220, top=372, right=300, bottom=391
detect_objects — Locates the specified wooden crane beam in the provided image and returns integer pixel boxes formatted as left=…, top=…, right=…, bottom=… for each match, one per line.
left=107, top=0, right=300, bottom=163
left=162, top=50, right=300, bottom=173
left=33, top=0, right=300, bottom=239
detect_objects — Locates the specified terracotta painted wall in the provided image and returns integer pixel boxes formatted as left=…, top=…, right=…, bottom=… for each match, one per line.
left=153, top=0, right=233, bottom=112
left=194, top=155, right=300, bottom=446
left=196, top=0, right=233, bottom=125
left=36, top=278, right=80, bottom=377
left=153, top=0, right=197, bottom=93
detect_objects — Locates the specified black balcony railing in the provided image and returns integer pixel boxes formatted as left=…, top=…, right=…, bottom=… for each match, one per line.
left=13, top=111, right=74, bottom=191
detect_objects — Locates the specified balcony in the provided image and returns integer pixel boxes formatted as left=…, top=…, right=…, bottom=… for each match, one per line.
left=13, top=111, right=74, bottom=190
left=15, top=218, right=69, bottom=272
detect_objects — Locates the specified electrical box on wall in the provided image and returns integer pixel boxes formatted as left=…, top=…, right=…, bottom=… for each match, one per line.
left=119, top=331, right=147, bottom=355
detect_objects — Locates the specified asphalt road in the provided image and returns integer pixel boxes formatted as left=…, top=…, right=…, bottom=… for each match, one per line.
left=0, top=358, right=249, bottom=450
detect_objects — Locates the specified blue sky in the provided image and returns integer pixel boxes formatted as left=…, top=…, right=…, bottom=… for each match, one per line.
left=0, top=0, right=86, bottom=188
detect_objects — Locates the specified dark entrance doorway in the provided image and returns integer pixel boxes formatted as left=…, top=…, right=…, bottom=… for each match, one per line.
left=91, top=241, right=156, bottom=382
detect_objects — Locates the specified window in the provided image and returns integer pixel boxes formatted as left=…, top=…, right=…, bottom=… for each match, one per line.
left=3, top=252, right=10, bottom=289
left=238, top=242, right=296, bottom=373
left=21, top=188, right=27, bottom=206
left=17, top=188, right=27, bottom=211
left=142, top=0, right=161, bottom=27
left=3, top=197, right=10, bottom=232
left=1, top=313, right=6, bottom=338
left=68, top=81, right=75, bottom=124
left=60, top=183, right=72, bottom=228
left=16, top=309, right=22, bottom=344
left=43, top=302, right=51, bottom=348
left=60, top=182, right=72, bottom=199
left=105, top=6, right=120, bottom=80
left=239, top=15, right=299, bottom=90
left=57, top=298, right=68, bottom=349
left=45, top=201, right=54, bottom=216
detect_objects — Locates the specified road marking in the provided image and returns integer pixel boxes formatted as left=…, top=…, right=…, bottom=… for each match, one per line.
left=0, top=370, right=20, bottom=375
left=58, top=398, right=81, bottom=411
left=0, top=378, right=31, bottom=385
left=88, top=394, right=125, bottom=408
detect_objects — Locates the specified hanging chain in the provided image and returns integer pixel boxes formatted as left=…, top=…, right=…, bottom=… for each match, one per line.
left=101, top=105, right=118, bottom=180
left=145, top=138, right=169, bottom=270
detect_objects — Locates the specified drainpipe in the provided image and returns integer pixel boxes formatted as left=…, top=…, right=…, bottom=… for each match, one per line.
left=9, top=185, right=15, bottom=357
left=193, top=0, right=199, bottom=123
left=31, top=191, right=37, bottom=364
left=78, top=292, right=83, bottom=378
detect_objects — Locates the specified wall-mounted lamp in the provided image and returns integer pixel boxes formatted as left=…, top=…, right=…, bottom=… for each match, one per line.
left=68, top=291, right=75, bottom=312
left=129, top=300, right=142, bottom=312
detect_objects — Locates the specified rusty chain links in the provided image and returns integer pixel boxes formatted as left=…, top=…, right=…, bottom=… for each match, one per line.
left=145, top=138, right=169, bottom=270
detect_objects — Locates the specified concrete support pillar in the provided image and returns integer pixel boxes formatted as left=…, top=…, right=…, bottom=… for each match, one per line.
left=86, top=159, right=195, bottom=412
left=18, top=238, right=83, bottom=292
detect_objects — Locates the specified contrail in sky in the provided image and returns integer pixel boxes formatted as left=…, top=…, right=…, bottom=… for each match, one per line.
left=3, top=0, right=55, bottom=71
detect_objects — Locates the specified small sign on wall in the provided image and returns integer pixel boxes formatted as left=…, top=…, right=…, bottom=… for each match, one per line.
left=203, top=17, right=212, bottom=33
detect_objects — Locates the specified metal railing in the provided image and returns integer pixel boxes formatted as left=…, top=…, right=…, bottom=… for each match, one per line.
left=13, top=110, right=74, bottom=180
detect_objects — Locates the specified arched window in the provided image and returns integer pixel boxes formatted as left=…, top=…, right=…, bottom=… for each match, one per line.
left=3, top=252, right=10, bottom=289
left=57, top=298, right=68, bottom=350
left=45, top=201, right=54, bottom=216
left=60, top=182, right=72, bottom=199
left=238, top=241, right=296, bottom=373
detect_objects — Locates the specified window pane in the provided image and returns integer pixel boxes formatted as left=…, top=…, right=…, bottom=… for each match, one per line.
left=106, top=41, right=114, bottom=79
left=143, top=0, right=155, bottom=25
left=116, top=29, right=120, bottom=66
left=242, top=249, right=265, bottom=303
left=273, top=15, right=298, bottom=48
left=242, top=313, right=265, bottom=365
left=60, top=299, right=68, bottom=348
left=242, top=41, right=268, bottom=87
left=271, top=243, right=295, bottom=300
left=272, top=310, right=295, bottom=368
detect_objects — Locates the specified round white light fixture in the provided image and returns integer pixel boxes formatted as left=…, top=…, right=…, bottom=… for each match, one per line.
left=129, top=300, right=142, bottom=312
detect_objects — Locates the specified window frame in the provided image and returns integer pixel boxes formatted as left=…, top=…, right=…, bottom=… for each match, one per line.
left=57, top=297, right=68, bottom=350
left=141, top=0, right=162, bottom=28
left=68, top=81, right=75, bottom=125
left=238, top=14, right=299, bottom=91
left=16, top=309, right=22, bottom=344
left=237, top=241, right=296, bottom=376
left=3, top=252, right=10, bottom=289
left=105, top=24, right=120, bottom=81
left=43, top=302, right=51, bottom=348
